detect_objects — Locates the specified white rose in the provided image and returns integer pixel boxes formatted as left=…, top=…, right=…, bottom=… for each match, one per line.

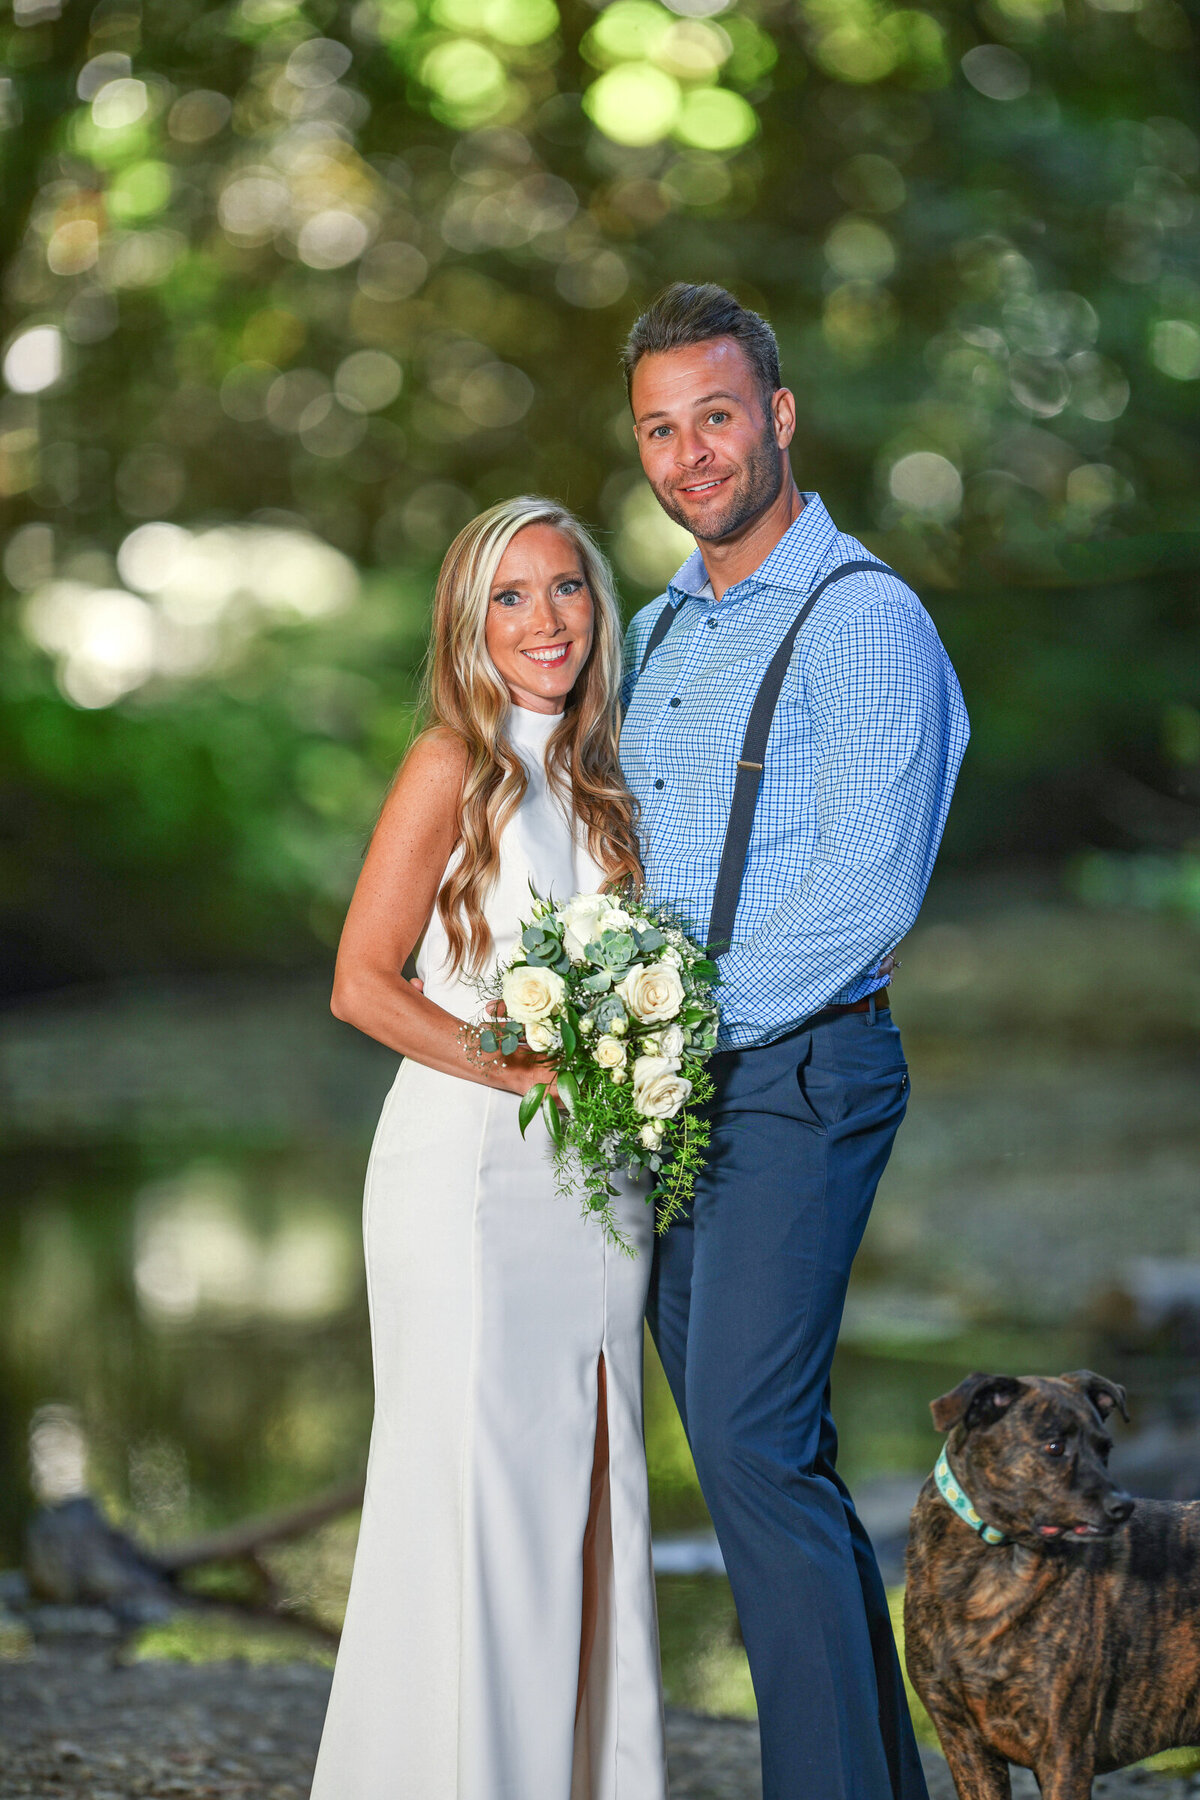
left=640, top=1033, right=661, bottom=1057
left=501, top=963, right=565, bottom=1024
left=525, top=1019, right=560, bottom=1053
left=556, top=893, right=612, bottom=963
left=661, top=946, right=683, bottom=968
left=658, top=1024, right=685, bottom=1060
left=638, top=1124, right=660, bottom=1150
left=617, top=961, right=685, bottom=1025
left=631, top=1055, right=692, bottom=1120
left=594, top=1035, right=626, bottom=1070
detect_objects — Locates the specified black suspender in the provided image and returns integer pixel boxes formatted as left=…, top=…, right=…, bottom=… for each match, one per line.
left=634, top=558, right=892, bottom=955
left=637, top=598, right=678, bottom=677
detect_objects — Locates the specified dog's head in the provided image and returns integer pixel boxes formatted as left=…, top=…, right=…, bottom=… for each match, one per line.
left=930, top=1370, right=1135, bottom=1549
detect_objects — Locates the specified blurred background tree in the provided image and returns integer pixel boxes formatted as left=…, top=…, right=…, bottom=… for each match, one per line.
left=1, top=0, right=1198, bottom=995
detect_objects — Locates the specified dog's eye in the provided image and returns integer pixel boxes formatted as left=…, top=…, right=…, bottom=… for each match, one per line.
left=1043, top=1439, right=1067, bottom=1458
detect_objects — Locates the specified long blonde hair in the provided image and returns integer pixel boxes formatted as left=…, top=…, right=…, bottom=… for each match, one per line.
left=420, top=495, right=642, bottom=975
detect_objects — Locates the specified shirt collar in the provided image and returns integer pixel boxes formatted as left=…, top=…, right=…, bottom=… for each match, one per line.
left=665, top=492, right=838, bottom=608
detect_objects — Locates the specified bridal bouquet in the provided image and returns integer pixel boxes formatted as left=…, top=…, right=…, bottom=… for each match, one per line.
left=475, top=889, right=720, bottom=1248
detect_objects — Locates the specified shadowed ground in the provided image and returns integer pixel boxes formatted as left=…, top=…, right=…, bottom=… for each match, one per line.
left=0, top=1647, right=1193, bottom=1800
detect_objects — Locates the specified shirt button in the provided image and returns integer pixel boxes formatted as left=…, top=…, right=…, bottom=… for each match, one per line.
left=669, top=696, right=681, bottom=708
left=706, top=617, right=717, bottom=629
left=654, top=778, right=665, bottom=790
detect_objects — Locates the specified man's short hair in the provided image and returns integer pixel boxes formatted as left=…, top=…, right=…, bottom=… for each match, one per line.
left=622, top=282, right=782, bottom=408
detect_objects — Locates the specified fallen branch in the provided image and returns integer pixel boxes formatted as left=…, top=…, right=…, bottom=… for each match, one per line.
left=156, top=1478, right=365, bottom=1575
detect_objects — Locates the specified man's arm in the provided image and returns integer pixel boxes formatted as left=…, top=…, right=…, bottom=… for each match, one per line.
left=714, top=599, right=969, bottom=1042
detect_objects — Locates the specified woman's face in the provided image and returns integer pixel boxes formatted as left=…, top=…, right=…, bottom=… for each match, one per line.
left=484, top=523, right=595, bottom=715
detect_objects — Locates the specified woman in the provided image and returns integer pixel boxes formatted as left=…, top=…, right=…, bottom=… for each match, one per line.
left=309, top=497, right=669, bottom=1800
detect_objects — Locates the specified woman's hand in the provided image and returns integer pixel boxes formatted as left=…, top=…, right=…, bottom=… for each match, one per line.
left=483, top=1040, right=558, bottom=1099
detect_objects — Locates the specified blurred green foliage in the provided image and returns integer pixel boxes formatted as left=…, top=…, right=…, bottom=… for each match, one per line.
left=1, top=0, right=1198, bottom=990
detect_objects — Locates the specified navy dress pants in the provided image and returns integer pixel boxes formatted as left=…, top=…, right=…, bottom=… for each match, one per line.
left=647, top=1003, right=929, bottom=1800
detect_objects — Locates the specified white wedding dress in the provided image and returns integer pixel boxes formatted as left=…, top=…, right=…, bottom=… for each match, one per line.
left=310, top=703, right=669, bottom=1800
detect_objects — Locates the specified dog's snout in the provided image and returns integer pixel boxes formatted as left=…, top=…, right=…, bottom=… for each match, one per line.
left=1104, top=1491, right=1135, bottom=1524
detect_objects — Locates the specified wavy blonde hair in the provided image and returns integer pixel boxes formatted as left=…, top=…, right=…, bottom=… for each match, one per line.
left=419, top=495, right=642, bottom=975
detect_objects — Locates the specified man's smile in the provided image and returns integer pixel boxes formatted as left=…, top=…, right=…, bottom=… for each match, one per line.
left=676, top=474, right=732, bottom=497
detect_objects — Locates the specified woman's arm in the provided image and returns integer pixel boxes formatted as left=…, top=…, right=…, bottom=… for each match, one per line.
left=330, top=730, right=549, bottom=1096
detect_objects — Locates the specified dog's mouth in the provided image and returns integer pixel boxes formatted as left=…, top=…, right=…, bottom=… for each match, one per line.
left=1036, top=1520, right=1117, bottom=1541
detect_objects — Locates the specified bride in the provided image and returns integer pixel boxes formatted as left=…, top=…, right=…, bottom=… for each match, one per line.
left=309, top=496, right=670, bottom=1800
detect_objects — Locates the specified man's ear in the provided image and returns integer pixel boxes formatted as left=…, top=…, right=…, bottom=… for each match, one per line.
left=771, top=385, right=796, bottom=450
left=1061, top=1371, right=1129, bottom=1424
left=930, top=1373, right=1025, bottom=1434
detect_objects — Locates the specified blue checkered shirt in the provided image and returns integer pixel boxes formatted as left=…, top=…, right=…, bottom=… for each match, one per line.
left=620, top=494, right=970, bottom=1050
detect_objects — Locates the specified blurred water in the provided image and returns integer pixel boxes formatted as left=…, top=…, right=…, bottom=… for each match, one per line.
left=2, top=897, right=1198, bottom=1716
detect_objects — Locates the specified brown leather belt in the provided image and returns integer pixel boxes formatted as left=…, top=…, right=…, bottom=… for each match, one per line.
left=807, top=989, right=891, bottom=1025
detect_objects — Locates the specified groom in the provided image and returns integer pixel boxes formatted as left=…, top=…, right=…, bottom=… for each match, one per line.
left=619, top=284, right=969, bottom=1800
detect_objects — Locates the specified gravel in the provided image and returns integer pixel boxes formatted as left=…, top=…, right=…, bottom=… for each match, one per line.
left=0, top=1645, right=1194, bottom=1799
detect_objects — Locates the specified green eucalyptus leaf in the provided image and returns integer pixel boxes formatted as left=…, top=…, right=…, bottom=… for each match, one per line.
left=478, top=1028, right=498, bottom=1053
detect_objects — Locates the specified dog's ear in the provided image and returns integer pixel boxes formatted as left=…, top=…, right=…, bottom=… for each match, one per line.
left=930, top=1373, right=1024, bottom=1434
left=1061, top=1371, right=1129, bottom=1424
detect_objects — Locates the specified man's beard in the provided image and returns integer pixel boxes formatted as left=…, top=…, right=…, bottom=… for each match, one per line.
left=651, top=415, right=785, bottom=544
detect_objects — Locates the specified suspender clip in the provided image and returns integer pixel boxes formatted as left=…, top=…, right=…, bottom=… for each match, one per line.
left=737, top=759, right=764, bottom=772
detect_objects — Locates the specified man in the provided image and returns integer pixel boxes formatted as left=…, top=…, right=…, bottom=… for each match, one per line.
left=619, top=283, right=968, bottom=1800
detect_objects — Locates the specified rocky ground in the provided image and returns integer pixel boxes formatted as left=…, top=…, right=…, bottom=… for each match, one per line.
left=0, top=1644, right=1195, bottom=1800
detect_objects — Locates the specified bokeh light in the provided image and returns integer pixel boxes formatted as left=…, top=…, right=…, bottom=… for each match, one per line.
left=4, top=325, right=63, bottom=394
left=584, top=63, right=681, bottom=146
left=961, top=45, right=1031, bottom=101
left=1151, top=319, right=1200, bottom=379
left=673, top=87, right=756, bottom=152
left=888, top=451, right=964, bottom=522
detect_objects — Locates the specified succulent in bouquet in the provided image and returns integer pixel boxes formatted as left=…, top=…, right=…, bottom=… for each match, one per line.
left=474, top=888, right=720, bottom=1249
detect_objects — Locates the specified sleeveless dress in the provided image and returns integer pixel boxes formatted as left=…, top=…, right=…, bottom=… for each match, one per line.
left=310, top=703, right=669, bottom=1800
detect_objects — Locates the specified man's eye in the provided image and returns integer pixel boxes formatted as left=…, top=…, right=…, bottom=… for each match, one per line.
left=707, top=411, right=730, bottom=425
left=650, top=425, right=671, bottom=438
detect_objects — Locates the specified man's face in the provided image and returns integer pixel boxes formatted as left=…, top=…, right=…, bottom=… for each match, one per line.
left=630, top=336, right=793, bottom=544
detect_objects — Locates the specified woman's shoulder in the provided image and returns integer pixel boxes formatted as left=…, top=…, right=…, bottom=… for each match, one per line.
left=398, top=725, right=471, bottom=790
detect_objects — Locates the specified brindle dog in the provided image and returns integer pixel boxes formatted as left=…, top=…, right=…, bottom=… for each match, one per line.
left=904, top=1370, right=1200, bottom=1800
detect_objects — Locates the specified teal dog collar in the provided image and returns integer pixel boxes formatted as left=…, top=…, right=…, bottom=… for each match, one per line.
left=934, top=1446, right=1008, bottom=1546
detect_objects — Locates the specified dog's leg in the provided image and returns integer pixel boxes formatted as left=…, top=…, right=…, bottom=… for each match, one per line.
left=1034, top=1756, right=1094, bottom=1800
left=935, top=1722, right=1012, bottom=1800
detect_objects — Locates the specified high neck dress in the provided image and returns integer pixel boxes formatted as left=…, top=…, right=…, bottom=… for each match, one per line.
left=309, top=704, right=668, bottom=1800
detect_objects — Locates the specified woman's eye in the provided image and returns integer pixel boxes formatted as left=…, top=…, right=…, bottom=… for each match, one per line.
left=557, top=580, right=584, bottom=597
left=493, top=591, right=522, bottom=607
